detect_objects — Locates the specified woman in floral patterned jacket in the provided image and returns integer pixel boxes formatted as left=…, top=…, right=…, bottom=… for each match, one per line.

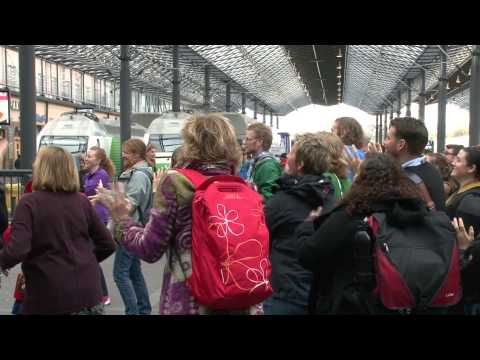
left=96, top=114, right=261, bottom=315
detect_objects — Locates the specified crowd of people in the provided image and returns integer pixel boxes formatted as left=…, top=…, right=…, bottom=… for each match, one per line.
left=0, top=112, right=479, bottom=316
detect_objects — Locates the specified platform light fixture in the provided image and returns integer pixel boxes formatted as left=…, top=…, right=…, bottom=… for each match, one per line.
left=336, top=48, right=342, bottom=59
left=336, top=62, right=342, bottom=70
left=456, top=74, right=461, bottom=84
left=337, top=73, right=341, bottom=79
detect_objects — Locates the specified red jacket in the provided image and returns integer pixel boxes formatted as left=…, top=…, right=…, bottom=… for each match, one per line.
left=1, top=180, right=32, bottom=301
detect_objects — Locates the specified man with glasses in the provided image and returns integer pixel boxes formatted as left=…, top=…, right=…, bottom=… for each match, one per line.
left=445, top=144, right=464, bottom=165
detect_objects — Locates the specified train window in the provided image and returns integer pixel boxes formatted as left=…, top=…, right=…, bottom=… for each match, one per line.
left=39, top=135, right=88, bottom=155
left=148, top=134, right=183, bottom=153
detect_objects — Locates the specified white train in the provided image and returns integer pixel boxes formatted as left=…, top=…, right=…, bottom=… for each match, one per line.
left=37, top=110, right=146, bottom=175
left=144, top=111, right=255, bottom=169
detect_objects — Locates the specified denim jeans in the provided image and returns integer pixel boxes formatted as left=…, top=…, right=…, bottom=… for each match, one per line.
left=113, top=245, right=152, bottom=315
left=263, top=295, right=308, bottom=315
left=465, top=303, right=480, bottom=315
left=11, top=300, right=22, bottom=315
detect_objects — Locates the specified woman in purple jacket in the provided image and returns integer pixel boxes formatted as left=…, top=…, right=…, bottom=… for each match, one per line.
left=83, top=146, right=116, bottom=306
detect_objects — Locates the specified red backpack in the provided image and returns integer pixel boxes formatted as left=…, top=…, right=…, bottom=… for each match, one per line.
left=176, top=169, right=273, bottom=310
left=353, top=211, right=461, bottom=314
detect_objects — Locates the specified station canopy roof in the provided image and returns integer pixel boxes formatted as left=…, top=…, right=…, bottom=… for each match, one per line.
left=6, top=45, right=310, bottom=115
left=286, top=45, right=474, bottom=114
left=6, top=45, right=475, bottom=116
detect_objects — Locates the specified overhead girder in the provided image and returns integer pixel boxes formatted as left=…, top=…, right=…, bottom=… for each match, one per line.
left=344, top=45, right=474, bottom=114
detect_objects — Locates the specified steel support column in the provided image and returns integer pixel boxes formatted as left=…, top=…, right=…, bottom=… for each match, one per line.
left=254, top=99, right=257, bottom=120
left=225, top=83, right=231, bottom=112
left=397, top=91, right=401, bottom=117
left=263, top=105, right=266, bottom=124
left=384, top=107, right=388, bottom=140
left=406, top=80, right=412, bottom=117
left=120, top=45, right=132, bottom=149
left=375, top=113, right=379, bottom=143
left=19, top=45, right=36, bottom=170
left=172, top=45, right=180, bottom=112
left=437, top=45, right=448, bottom=152
left=270, top=111, right=273, bottom=127
left=418, top=69, right=426, bottom=121
left=379, top=113, right=383, bottom=143
left=204, top=65, right=210, bottom=111
left=241, top=93, right=246, bottom=114
left=276, top=115, right=279, bottom=129
left=469, top=45, right=480, bottom=146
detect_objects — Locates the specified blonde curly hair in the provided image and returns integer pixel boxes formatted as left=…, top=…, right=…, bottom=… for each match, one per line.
left=180, top=113, right=241, bottom=170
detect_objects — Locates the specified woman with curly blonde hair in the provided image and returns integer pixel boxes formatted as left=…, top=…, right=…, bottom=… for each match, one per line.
left=316, top=131, right=351, bottom=199
left=95, top=114, right=260, bottom=315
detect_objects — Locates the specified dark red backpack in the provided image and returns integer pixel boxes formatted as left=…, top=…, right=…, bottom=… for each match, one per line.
left=176, top=169, right=273, bottom=310
left=353, top=211, right=461, bottom=314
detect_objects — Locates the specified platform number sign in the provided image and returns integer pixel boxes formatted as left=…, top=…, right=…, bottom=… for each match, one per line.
left=0, top=89, right=11, bottom=126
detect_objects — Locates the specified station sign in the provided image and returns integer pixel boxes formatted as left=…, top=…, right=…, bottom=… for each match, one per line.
left=0, top=89, right=11, bottom=126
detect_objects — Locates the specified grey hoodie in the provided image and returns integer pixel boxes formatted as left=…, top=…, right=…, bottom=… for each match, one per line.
left=118, top=160, right=153, bottom=225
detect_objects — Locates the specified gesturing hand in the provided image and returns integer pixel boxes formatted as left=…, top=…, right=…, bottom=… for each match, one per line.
left=452, top=217, right=475, bottom=250
left=306, top=206, right=323, bottom=222
left=367, top=142, right=384, bottom=154
left=91, top=182, right=132, bottom=222
left=342, top=145, right=362, bottom=176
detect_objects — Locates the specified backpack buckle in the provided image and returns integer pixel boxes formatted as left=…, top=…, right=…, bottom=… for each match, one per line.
left=398, top=308, right=412, bottom=315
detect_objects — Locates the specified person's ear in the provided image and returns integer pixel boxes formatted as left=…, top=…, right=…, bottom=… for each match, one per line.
left=297, top=161, right=304, bottom=175
left=467, top=164, right=477, bottom=176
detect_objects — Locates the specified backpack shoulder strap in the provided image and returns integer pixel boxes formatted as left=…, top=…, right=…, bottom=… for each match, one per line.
left=253, top=154, right=276, bottom=172
left=175, top=168, right=207, bottom=188
left=405, top=169, right=435, bottom=211
left=132, top=168, right=153, bottom=184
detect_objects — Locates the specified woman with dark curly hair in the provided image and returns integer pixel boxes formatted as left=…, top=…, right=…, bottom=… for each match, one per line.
left=296, top=153, right=428, bottom=314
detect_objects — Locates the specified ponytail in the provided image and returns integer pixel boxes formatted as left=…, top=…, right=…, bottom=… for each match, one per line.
left=90, top=146, right=116, bottom=178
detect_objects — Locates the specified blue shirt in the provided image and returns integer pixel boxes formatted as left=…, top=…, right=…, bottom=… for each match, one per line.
left=345, top=145, right=365, bottom=181
left=239, top=159, right=253, bottom=180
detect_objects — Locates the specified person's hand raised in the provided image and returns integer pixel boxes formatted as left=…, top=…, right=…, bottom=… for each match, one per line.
left=367, top=142, right=384, bottom=153
left=452, top=217, right=475, bottom=250
left=342, top=144, right=362, bottom=176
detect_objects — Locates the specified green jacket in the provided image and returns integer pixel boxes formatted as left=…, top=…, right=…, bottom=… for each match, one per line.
left=323, top=171, right=351, bottom=200
left=251, top=155, right=283, bottom=202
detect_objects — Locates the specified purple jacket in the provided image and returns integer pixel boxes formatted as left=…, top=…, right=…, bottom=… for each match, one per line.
left=83, top=168, right=111, bottom=224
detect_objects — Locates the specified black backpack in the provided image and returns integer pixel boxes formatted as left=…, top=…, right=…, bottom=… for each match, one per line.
left=351, top=211, right=461, bottom=314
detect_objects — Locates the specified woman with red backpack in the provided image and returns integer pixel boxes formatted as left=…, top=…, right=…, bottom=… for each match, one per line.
left=94, top=114, right=268, bottom=314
